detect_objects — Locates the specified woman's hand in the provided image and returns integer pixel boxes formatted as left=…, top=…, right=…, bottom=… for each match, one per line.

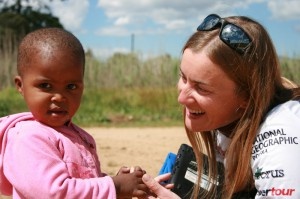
left=141, top=173, right=180, bottom=199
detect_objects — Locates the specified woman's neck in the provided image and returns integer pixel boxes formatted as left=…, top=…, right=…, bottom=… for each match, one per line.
left=217, top=120, right=239, bottom=138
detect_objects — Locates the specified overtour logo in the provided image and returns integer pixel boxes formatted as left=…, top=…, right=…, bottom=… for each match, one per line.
left=257, top=187, right=296, bottom=197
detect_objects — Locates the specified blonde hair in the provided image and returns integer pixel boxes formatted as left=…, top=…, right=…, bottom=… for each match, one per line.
left=182, top=15, right=300, bottom=198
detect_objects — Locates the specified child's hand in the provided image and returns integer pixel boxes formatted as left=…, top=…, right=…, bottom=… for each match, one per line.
left=113, top=166, right=148, bottom=198
left=116, top=166, right=131, bottom=175
left=115, top=166, right=146, bottom=176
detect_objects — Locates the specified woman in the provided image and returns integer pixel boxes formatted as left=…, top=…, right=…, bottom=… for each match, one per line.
left=142, top=14, right=300, bottom=198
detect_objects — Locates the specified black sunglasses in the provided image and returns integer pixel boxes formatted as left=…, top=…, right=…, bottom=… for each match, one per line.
left=197, top=14, right=252, bottom=54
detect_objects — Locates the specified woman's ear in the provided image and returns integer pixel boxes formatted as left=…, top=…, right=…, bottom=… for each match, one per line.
left=240, top=98, right=248, bottom=109
left=14, top=76, right=24, bottom=96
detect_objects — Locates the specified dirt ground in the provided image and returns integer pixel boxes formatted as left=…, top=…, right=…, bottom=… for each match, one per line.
left=0, top=127, right=190, bottom=198
left=88, top=126, right=190, bottom=176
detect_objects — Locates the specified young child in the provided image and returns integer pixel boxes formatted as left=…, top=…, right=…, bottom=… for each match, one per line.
left=0, top=27, right=147, bottom=198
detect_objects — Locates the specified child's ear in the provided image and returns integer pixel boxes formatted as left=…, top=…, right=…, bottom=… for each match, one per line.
left=14, top=76, right=24, bottom=96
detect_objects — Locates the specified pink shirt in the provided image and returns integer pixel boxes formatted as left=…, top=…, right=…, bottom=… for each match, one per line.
left=0, top=112, right=116, bottom=198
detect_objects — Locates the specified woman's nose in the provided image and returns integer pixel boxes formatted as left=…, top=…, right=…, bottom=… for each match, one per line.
left=177, top=82, right=193, bottom=105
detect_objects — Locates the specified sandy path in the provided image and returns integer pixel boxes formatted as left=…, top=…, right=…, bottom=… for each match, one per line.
left=87, top=126, right=190, bottom=176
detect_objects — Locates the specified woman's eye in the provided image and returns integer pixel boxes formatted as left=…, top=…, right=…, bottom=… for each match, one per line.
left=196, top=86, right=210, bottom=94
left=179, top=73, right=187, bottom=83
left=67, top=84, right=77, bottom=90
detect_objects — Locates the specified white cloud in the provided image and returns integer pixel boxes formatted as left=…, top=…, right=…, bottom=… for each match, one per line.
left=266, top=0, right=300, bottom=20
left=95, top=24, right=171, bottom=37
left=95, top=26, right=131, bottom=37
left=7, top=0, right=299, bottom=36
left=96, top=0, right=271, bottom=37
left=0, top=0, right=89, bottom=31
left=3, top=0, right=300, bottom=34
left=115, top=16, right=130, bottom=26
left=36, top=0, right=299, bottom=58
left=48, top=0, right=89, bottom=31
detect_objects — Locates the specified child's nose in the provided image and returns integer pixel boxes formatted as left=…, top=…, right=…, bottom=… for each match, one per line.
left=51, top=93, right=66, bottom=102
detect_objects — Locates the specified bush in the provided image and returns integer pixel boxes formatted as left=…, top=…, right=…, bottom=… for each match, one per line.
left=0, top=87, right=183, bottom=127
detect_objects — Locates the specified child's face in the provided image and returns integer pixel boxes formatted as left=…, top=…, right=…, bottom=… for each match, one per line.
left=15, top=47, right=84, bottom=127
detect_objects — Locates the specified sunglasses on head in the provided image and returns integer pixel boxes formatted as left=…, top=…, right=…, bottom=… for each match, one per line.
left=197, top=14, right=252, bottom=54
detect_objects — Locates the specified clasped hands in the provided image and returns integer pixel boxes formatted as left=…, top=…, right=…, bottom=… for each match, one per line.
left=114, top=166, right=180, bottom=199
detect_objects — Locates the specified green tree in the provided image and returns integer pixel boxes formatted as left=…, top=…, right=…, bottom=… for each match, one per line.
left=0, top=0, right=65, bottom=51
left=0, top=0, right=65, bottom=88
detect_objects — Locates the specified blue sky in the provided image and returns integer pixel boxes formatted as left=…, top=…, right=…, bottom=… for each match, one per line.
left=46, top=0, right=300, bottom=59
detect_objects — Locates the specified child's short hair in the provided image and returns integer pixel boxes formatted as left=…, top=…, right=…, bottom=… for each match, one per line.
left=17, top=27, right=85, bottom=75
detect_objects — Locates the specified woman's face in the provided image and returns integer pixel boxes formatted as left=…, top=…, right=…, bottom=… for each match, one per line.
left=178, top=49, right=247, bottom=132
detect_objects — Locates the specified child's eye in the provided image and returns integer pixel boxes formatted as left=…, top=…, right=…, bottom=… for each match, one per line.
left=39, top=83, right=51, bottom=89
left=67, top=84, right=77, bottom=90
